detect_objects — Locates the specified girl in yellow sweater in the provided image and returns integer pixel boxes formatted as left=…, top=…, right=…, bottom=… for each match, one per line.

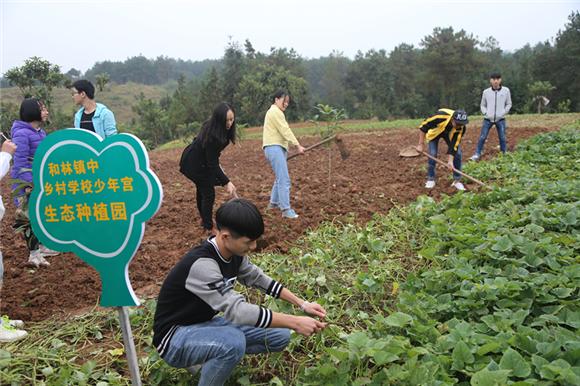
left=262, top=90, right=305, bottom=219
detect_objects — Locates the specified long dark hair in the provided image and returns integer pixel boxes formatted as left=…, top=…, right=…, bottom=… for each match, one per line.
left=197, top=102, right=236, bottom=148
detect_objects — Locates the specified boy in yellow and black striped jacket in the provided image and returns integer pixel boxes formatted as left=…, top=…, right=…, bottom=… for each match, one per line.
left=416, top=108, right=468, bottom=191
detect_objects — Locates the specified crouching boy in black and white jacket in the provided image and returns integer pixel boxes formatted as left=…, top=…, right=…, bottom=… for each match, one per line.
left=153, top=198, right=327, bottom=385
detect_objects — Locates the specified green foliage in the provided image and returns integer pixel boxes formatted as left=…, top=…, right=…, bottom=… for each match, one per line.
left=221, top=40, right=246, bottom=106
left=528, top=81, right=556, bottom=114
left=547, top=11, right=580, bottom=111
left=130, top=75, right=202, bottom=148
left=4, top=56, right=65, bottom=107
left=129, top=40, right=312, bottom=142
left=345, top=49, right=393, bottom=120
left=236, top=62, right=310, bottom=126
left=45, top=106, right=76, bottom=133
left=131, top=93, right=170, bottom=148
left=313, top=103, right=346, bottom=139
left=557, top=99, right=572, bottom=113
left=420, top=27, right=484, bottom=112
left=307, top=51, right=351, bottom=108
left=84, top=55, right=219, bottom=85
left=301, top=128, right=580, bottom=385
left=95, top=73, right=111, bottom=92
left=0, top=101, right=18, bottom=134
left=388, top=44, right=429, bottom=117
left=198, top=67, right=222, bottom=117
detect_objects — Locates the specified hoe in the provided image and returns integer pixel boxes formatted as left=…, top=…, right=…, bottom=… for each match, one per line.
left=288, top=134, right=350, bottom=161
left=399, top=145, right=488, bottom=188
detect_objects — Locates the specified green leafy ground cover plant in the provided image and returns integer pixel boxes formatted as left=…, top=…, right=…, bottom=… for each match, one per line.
left=300, top=126, right=579, bottom=385
left=2, top=125, right=578, bottom=385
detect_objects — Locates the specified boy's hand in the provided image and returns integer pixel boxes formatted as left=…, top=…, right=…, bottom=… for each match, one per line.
left=293, top=316, right=327, bottom=336
left=302, top=301, right=327, bottom=319
left=447, top=155, right=455, bottom=170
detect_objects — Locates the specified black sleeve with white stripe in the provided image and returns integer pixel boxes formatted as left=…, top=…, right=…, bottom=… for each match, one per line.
left=237, top=256, right=284, bottom=297
left=266, top=280, right=284, bottom=298
left=255, top=307, right=273, bottom=328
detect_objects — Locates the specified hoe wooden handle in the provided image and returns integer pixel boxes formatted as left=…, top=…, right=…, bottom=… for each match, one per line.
left=287, top=135, right=337, bottom=160
left=420, top=151, right=488, bottom=187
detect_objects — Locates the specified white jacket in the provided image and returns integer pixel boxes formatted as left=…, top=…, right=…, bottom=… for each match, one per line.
left=0, top=151, right=12, bottom=222
left=481, top=86, right=512, bottom=122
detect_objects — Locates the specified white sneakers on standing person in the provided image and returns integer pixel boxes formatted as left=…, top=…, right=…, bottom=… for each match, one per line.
left=26, top=245, right=60, bottom=267
left=39, top=244, right=60, bottom=257
left=425, top=180, right=436, bottom=189
left=27, top=249, right=50, bottom=268
left=451, top=181, right=466, bottom=191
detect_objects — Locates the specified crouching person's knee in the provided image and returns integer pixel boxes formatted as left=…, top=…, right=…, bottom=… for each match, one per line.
left=267, top=328, right=291, bottom=352
left=221, top=329, right=247, bottom=363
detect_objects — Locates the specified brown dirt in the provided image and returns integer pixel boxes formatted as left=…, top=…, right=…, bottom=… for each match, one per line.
left=0, top=125, right=555, bottom=321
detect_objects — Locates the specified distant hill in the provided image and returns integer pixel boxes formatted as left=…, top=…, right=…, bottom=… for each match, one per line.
left=0, top=82, right=173, bottom=126
left=83, top=56, right=220, bottom=85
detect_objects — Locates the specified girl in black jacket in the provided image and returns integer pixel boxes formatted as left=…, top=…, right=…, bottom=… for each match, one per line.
left=181, top=102, right=238, bottom=233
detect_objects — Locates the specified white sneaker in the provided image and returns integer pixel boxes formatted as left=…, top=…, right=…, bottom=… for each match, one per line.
left=39, top=245, right=60, bottom=257
left=0, top=322, right=28, bottom=343
left=282, top=209, right=299, bottom=219
left=27, top=250, right=50, bottom=268
left=425, top=180, right=436, bottom=189
left=9, top=320, right=24, bottom=328
left=470, top=154, right=480, bottom=161
left=452, top=181, right=466, bottom=191
left=1, top=316, right=24, bottom=329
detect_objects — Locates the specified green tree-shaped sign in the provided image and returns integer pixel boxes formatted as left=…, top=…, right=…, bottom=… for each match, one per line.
left=30, top=129, right=163, bottom=306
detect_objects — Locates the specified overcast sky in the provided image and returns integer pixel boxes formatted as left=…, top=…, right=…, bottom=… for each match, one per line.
left=1, top=0, right=578, bottom=75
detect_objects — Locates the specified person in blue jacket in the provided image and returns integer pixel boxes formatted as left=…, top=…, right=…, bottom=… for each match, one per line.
left=72, top=79, right=117, bottom=139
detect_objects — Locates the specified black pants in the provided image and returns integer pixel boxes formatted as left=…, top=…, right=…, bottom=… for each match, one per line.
left=194, top=180, right=219, bottom=230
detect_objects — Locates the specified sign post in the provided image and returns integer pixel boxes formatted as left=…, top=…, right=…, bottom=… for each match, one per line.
left=30, top=129, right=163, bottom=385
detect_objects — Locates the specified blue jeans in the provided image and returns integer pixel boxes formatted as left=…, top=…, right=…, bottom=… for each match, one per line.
left=427, top=139, right=462, bottom=181
left=264, top=145, right=291, bottom=211
left=162, top=317, right=290, bottom=386
left=475, top=119, right=507, bottom=156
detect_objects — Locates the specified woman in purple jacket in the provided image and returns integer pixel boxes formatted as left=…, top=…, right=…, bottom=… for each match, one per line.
left=11, top=98, right=59, bottom=268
